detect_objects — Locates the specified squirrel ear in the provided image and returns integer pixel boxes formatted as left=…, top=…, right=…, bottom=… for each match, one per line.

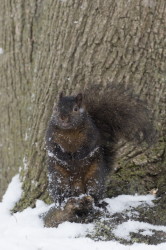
left=76, top=93, right=83, bottom=107
left=59, top=92, right=64, bottom=100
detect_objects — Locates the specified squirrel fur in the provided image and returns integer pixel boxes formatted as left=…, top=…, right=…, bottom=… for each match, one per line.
left=45, top=83, right=156, bottom=205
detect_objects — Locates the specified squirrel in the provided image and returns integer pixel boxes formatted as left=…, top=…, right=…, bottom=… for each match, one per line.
left=45, top=83, right=156, bottom=206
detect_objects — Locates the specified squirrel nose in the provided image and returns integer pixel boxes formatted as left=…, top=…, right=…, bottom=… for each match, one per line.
left=60, top=116, right=69, bottom=122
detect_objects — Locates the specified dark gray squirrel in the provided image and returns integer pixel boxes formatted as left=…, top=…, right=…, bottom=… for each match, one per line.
left=45, top=83, right=156, bottom=207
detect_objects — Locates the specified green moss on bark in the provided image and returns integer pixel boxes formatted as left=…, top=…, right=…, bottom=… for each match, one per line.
left=106, top=141, right=165, bottom=197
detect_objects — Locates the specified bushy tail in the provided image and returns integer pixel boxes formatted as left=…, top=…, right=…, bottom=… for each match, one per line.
left=84, top=83, right=156, bottom=146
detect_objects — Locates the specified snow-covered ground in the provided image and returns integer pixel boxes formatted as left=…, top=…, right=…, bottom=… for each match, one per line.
left=0, top=175, right=166, bottom=250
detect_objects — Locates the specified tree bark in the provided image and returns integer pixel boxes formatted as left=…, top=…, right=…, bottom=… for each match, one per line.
left=0, top=0, right=165, bottom=220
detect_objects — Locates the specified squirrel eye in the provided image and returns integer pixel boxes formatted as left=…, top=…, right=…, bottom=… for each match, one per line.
left=73, top=106, right=79, bottom=112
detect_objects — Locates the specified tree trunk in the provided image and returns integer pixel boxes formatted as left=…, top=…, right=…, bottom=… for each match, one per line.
left=0, top=0, right=165, bottom=222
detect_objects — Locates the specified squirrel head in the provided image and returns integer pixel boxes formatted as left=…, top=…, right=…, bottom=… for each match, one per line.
left=51, top=92, right=86, bottom=130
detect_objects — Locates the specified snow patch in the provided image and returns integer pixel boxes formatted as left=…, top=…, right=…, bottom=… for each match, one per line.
left=23, top=157, right=28, bottom=170
left=0, top=48, right=4, bottom=54
left=104, top=194, right=155, bottom=214
left=113, top=220, right=166, bottom=240
left=0, top=176, right=166, bottom=250
left=1, top=174, right=22, bottom=211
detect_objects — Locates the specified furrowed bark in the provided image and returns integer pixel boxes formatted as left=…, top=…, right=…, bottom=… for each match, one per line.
left=0, top=0, right=165, bottom=217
